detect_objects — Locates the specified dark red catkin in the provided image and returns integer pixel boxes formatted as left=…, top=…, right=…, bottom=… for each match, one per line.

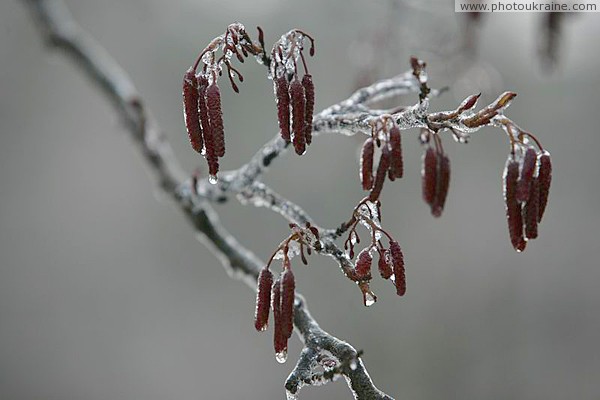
left=378, top=248, right=393, bottom=279
left=422, top=147, right=437, bottom=206
left=254, top=267, right=273, bottom=332
left=302, top=74, right=314, bottom=145
left=275, top=76, right=291, bottom=143
left=431, top=153, right=450, bottom=218
left=389, top=241, right=406, bottom=296
left=537, top=151, right=552, bottom=223
left=504, top=158, right=527, bottom=252
left=198, top=79, right=219, bottom=181
left=388, top=126, right=404, bottom=179
left=369, top=146, right=391, bottom=201
left=517, top=147, right=537, bottom=202
left=271, top=278, right=287, bottom=361
left=183, top=68, right=203, bottom=153
left=280, top=268, right=295, bottom=340
left=355, top=249, right=372, bottom=281
left=524, top=177, right=539, bottom=240
left=360, top=138, right=375, bottom=191
left=206, top=84, right=225, bottom=158
left=290, top=79, right=306, bottom=155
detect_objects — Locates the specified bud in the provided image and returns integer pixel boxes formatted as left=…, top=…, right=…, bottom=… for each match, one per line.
left=517, top=147, right=537, bottom=202
left=280, top=268, right=296, bottom=340
left=302, top=74, right=314, bottom=145
left=524, top=177, right=539, bottom=240
left=537, top=151, right=552, bottom=223
left=207, top=84, right=225, bottom=157
left=389, top=241, right=406, bottom=296
left=355, top=249, right=372, bottom=281
left=388, top=126, right=403, bottom=179
left=360, top=138, right=375, bottom=190
left=432, top=153, right=450, bottom=218
left=377, top=248, right=393, bottom=279
left=369, top=146, right=390, bottom=201
left=504, top=158, right=526, bottom=252
left=422, top=147, right=437, bottom=206
left=271, top=278, right=287, bottom=359
left=182, top=68, right=203, bottom=153
left=275, top=76, right=291, bottom=143
left=254, top=268, right=273, bottom=331
left=290, top=79, right=306, bottom=155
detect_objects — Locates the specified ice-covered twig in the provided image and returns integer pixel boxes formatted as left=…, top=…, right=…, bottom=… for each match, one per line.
left=22, top=0, right=394, bottom=398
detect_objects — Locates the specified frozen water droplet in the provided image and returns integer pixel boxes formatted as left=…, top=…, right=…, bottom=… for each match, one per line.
left=364, top=292, right=376, bottom=307
left=350, top=360, right=358, bottom=370
left=286, top=390, right=298, bottom=400
left=276, top=350, right=288, bottom=363
left=208, top=175, right=218, bottom=184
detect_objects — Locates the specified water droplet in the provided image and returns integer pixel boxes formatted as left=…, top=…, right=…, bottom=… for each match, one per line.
left=364, top=292, right=376, bottom=307
left=286, top=390, right=298, bottom=400
left=350, top=360, right=358, bottom=370
left=276, top=350, right=288, bottom=363
left=208, top=175, right=218, bottom=184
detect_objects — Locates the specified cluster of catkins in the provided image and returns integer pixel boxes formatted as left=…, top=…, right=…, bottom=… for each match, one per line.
left=503, top=146, right=552, bottom=252
left=421, top=133, right=451, bottom=217
left=272, top=31, right=315, bottom=155
left=360, top=117, right=404, bottom=201
left=183, top=69, right=226, bottom=183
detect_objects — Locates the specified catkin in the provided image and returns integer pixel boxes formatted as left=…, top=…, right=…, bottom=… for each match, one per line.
left=254, top=268, right=273, bottom=331
left=422, top=147, right=437, bottom=206
left=302, top=74, right=315, bottom=145
left=275, top=76, right=291, bottom=143
left=280, top=269, right=295, bottom=340
left=290, top=79, right=306, bottom=155
left=390, top=241, right=406, bottom=296
left=537, top=152, right=552, bottom=223
left=207, top=84, right=225, bottom=158
left=504, top=158, right=526, bottom=252
left=360, top=138, right=375, bottom=191
left=517, top=147, right=537, bottom=202
left=389, top=126, right=403, bottom=179
left=182, top=68, right=203, bottom=153
left=369, top=147, right=391, bottom=201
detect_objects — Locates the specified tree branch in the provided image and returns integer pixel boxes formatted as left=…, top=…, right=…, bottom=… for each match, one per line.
left=22, top=0, right=393, bottom=398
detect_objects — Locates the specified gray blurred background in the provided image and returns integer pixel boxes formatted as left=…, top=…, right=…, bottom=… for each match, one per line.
left=1, top=1, right=599, bottom=399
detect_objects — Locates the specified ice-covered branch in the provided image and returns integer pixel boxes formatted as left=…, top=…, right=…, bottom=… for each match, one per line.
left=22, top=0, right=395, bottom=398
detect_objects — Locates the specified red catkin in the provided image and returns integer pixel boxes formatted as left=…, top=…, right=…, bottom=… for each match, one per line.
left=537, top=151, right=552, bottom=223
left=290, top=79, right=306, bottom=155
left=378, top=248, right=393, bottom=280
left=207, top=84, right=225, bottom=158
left=389, top=241, right=406, bottom=296
left=302, top=74, right=314, bottom=145
left=431, top=153, right=450, bottom=218
left=254, top=268, right=273, bottom=332
left=517, top=147, right=537, bottom=202
left=422, top=147, right=437, bottom=206
left=182, top=68, right=203, bottom=153
left=275, top=76, right=291, bottom=143
left=271, top=278, right=287, bottom=358
left=388, top=126, right=404, bottom=179
left=504, top=158, right=527, bottom=252
left=524, top=177, right=539, bottom=240
left=369, top=146, right=390, bottom=201
left=355, top=249, right=372, bottom=281
left=280, top=268, right=295, bottom=340
left=199, top=79, right=219, bottom=180
left=360, top=138, right=375, bottom=191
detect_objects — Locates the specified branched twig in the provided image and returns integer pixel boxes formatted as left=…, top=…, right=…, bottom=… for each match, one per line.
left=22, top=0, right=394, bottom=398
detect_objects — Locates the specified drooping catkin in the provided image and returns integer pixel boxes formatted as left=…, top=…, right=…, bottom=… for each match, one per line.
left=369, top=146, right=390, bottom=201
left=524, top=177, right=539, bottom=240
left=360, top=138, right=375, bottom=191
left=280, top=268, right=295, bottom=340
left=302, top=74, right=314, bottom=145
left=388, top=126, right=403, bottom=179
left=355, top=249, right=372, bottom=281
left=290, top=79, right=306, bottom=155
left=504, top=158, right=526, bottom=252
left=537, top=151, right=552, bottom=223
left=207, top=84, right=225, bottom=158
left=517, top=147, right=537, bottom=202
left=422, top=147, right=437, bottom=206
left=254, top=268, right=273, bottom=332
left=389, top=241, right=406, bottom=296
left=183, top=68, right=203, bottom=153
left=378, top=249, right=393, bottom=279
left=271, top=278, right=287, bottom=361
left=198, top=79, right=219, bottom=181
left=432, top=153, right=450, bottom=218
left=275, top=76, right=291, bottom=143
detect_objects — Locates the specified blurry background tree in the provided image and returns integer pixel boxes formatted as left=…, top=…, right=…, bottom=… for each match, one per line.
left=1, top=0, right=599, bottom=399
